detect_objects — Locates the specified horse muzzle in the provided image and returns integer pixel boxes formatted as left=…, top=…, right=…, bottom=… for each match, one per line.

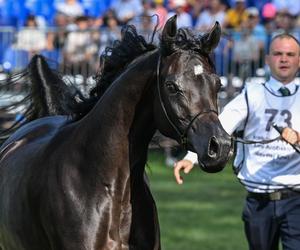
left=191, top=132, right=234, bottom=173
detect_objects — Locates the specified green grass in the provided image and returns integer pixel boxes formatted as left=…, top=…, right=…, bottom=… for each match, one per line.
left=146, top=149, right=248, bottom=250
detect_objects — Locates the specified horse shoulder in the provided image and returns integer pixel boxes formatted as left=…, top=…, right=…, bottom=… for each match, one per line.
left=0, top=115, right=70, bottom=155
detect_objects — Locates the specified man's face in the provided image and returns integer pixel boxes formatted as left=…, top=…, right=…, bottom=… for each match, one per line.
left=266, top=37, right=300, bottom=84
left=78, top=20, right=89, bottom=30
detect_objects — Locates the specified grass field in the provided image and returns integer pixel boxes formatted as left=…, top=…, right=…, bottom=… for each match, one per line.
left=147, top=149, right=248, bottom=250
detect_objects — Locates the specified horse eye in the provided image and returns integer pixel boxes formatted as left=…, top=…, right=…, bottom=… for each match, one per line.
left=165, top=81, right=178, bottom=94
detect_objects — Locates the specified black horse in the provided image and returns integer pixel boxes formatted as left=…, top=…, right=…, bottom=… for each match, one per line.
left=0, top=16, right=232, bottom=250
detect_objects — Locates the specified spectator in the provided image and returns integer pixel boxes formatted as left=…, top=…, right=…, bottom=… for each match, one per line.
left=54, top=0, right=84, bottom=19
left=195, top=0, right=226, bottom=32
left=231, top=17, right=261, bottom=79
left=188, top=0, right=207, bottom=26
left=246, top=0, right=269, bottom=15
left=82, top=0, right=111, bottom=18
left=152, top=0, right=168, bottom=29
left=99, top=14, right=121, bottom=54
left=246, top=7, right=267, bottom=47
left=167, top=0, right=193, bottom=28
left=297, top=15, right=300, bottom=29
left=128, top=2, right=160, bottom=43
left=137, top=13, right=157, bottom=42
left=110, top=0, right=143, bottom=25
left=14, top=15, right=48, bottom=54
left=224, top=0, right=249, bottom=30
left=213, top=35, right=232, bottom=76
left=261, top=2, right=277, bottom=29
left=272, top=10, right=299, bottom=41
left=47, top=13, right=70, bottom=51
left=24, top=0, right=54, bottom=27
left=274, top=10, right=296, bottom=33
left=63, top=16, right=99, bottom=77
left=272, top=0, right=300, bottom=17
left=141, top=0, right=156, bottom=15
left=246, top=7, right=268, bottom=66
left=261, top=3, right=277, bottom=53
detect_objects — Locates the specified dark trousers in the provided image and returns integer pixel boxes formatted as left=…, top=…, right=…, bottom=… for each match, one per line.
left=242, top=195, right=300, bottom=250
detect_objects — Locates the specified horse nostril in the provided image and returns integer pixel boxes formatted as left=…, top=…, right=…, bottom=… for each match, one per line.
left=208, top=136, right=219, bottom=158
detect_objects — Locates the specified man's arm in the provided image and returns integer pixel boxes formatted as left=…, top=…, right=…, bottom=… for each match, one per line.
left=174, top=159, right=194, bottom=184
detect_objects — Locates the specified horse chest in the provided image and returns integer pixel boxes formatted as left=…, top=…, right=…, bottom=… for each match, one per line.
left=91, top=176, right=132, bottom=249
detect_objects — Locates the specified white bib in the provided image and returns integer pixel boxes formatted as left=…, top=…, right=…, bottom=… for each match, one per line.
left=235, top=83, right=300, bottom=192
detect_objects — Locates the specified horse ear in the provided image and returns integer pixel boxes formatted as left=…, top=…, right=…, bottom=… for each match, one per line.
left=161, top=15, right=177, bottom=55
left=200, top=22, right=221, bottom=54
left=162, top=15, right=177, bottom=39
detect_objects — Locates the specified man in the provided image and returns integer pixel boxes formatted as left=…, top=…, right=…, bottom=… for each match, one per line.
left=223, top=0, right=248, bottom=30
left=174, top=34, right=300, bottom=250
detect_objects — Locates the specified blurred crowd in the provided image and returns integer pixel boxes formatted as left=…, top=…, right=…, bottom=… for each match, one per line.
left=0, top=0, right=299, bottom=79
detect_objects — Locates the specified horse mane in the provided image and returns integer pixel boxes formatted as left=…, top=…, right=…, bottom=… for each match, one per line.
left=72, top=24, right=158, bottom=117
left=90, top=24, right=157, bottom=98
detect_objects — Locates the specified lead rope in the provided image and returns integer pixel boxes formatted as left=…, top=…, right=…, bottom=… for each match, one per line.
left=233, top=123, right=300, bottom=153
left=232, top=136, right=281, bottom=145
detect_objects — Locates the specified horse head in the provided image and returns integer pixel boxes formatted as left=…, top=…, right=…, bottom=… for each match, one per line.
left=154, top=15, right=233, bottom=173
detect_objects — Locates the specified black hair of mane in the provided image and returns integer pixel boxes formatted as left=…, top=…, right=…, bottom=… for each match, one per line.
left=71, top=24, right=158, bottom=118
left=91, top=24, right=157, bottom=98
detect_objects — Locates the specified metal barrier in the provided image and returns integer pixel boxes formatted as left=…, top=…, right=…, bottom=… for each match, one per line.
left=0, top=26, right=299, bottom=104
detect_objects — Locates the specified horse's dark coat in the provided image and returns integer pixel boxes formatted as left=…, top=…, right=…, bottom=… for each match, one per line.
left=0, top=16, right=232, bottom=250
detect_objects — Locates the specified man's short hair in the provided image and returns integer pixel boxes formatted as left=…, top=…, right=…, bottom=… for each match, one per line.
left=269, top=33, right=300, bottom=52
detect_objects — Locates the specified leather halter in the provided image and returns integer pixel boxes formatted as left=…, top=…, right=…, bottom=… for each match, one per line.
left=156, top=54, right=218, bottom=149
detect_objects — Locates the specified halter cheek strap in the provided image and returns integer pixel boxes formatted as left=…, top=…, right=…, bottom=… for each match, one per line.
left=156, top=54, right=218, bottom=149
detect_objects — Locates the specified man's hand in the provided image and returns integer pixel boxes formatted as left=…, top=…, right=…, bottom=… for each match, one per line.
left=282, top=127, right=299, bottom=145
left=173, top=159, right=194, bottom=184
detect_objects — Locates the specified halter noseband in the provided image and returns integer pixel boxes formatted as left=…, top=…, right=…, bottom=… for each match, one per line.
left=156, top=54, right=218, bottom=149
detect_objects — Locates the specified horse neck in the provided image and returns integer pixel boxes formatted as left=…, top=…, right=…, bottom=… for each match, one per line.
left=128, top=88, right=157, bottom=176
left=76, top=50, right=159, bottom=154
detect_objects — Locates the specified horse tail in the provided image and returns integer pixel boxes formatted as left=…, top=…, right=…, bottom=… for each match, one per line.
left=0, top=55, right=84, bottom=143
left=27, top=54, right=83, bottom=120
left=0, top=64, right=30, bottom=142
